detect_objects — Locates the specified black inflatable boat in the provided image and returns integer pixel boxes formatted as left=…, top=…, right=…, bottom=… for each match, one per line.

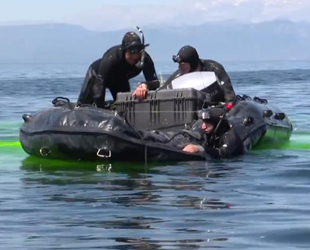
left=19, top=88, right=293, bottom=162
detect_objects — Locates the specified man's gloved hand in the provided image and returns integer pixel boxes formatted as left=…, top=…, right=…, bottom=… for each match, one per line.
left=132, top=82, right=148, bottom=99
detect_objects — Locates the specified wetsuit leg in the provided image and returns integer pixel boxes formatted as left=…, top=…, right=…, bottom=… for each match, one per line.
left=77, top=66, right=97, bottom=106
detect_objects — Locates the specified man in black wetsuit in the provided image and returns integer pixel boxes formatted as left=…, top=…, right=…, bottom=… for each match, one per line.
left=77, top=30, right=159, bottom=108
left=164, top=45, right=236, bottom=109
left=183, top=107, right=244, bottom=158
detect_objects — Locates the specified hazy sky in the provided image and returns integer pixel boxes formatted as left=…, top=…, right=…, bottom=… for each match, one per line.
left=0, top=0, right=309, bottom=31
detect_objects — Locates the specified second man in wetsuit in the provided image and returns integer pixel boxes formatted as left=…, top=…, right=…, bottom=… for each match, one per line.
left=77, top=30, right=159, bottom=108
left=164, top=45, right=236, bottom=108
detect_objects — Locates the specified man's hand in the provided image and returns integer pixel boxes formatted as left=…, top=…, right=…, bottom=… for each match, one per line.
left=132, top=83, right=148, bottom=99
left=183, top=144, right=199, bottom=153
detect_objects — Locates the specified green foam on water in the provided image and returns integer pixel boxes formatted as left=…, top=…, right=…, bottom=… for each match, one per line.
left=0, top=141, right=24, bottom=155
left=0, top=141, right=21, bottom=148
left=1, top=129, right=310, bottom=163
left=282, top=135, right=310, bottom=150
left=285, top=141, right=310, bottom=150
left=255, top=141, right=310, bottom=150
left=253, top=131, right=310, bottom=150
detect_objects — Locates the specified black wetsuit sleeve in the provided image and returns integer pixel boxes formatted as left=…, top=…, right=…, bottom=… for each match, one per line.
left=204, top=129, right=243, bottom=158
left=204, top=60, right=236, bottom=103
left=145, top=81, right=159, bottom=90
left=142, top=52, right=159, bottom=90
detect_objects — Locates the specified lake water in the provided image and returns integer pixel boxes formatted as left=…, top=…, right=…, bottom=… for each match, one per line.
left=1, top=60, right=310, bottom=249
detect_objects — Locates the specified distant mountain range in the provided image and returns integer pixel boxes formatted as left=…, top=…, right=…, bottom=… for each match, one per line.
left=0, top=19, right=309, bottom=63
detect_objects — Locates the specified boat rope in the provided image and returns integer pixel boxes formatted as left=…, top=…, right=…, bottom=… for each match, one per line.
left=120, top=108, right=148, bottom=166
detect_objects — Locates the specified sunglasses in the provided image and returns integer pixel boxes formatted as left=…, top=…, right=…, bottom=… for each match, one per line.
left=128, top=48, right=144, bottom=54
left=172, top=55, right=183, bottom=63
